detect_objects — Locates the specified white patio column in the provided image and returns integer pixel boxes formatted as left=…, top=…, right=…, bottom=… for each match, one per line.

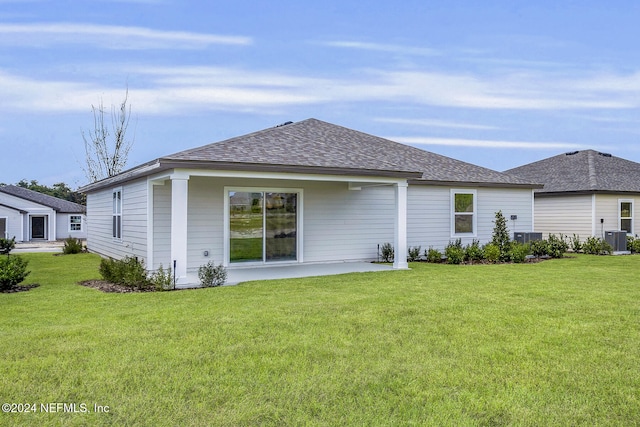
left=171, top=175, right=189, bottom=284
left=394, top=181, right=409, bottom=269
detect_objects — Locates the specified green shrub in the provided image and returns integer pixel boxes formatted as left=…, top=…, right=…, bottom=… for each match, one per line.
left=445, top=239, right=464, bottom=265
left=149, top=264, right=174, bottom=291
left=99, top=256, right=150, bottom=288
left=380, top=243, right=394, bottom=263
left=632, top=238, right=640, bottom=254
left=198, top=260, right=227, bottom=287
left=491, top=211, right=511, bottom=262
left=509, top=242, right=530, bottom=263
left=464, top=239, right=483, bottom=263
left=407, top=246, right=422, bottom=262
left=530, top=239, right=549, bottom=257
left=571, top=234, right=582, bottom=253
left=483, top=243, right=500, bottom=263
left=547, top=234, right=568, bottom=258
left=0, top=255, right=30, bottom=290
left=62, top=237, right=84, bottom=254
left=425, top=247, right=443, bottom=263
left=0, top=237, right=16, bottom=256
left=582, top=236, right=612, bottom=255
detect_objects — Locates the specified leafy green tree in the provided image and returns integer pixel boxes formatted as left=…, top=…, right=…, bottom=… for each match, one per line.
left=491, top=210, right=511, bottom=262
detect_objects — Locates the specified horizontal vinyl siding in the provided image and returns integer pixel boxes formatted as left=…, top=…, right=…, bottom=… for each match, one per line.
left=55, top=213, right=87, bottom=240
left=304, top=182, right=395, bottom=262
left=595, top=194, right=640, bottom=237
left=152, top=183, right=171, bottom=270
left=477, top=188, right=533, bottom=241
left=408, top=186, right=534, bottom=251
left=0, top=206, right=23, bottom=241
left=187, top=177, right=225, bottom=270
left=534, top=195, right=593, bottom=238
left=86, top=179, right=148, bottom=261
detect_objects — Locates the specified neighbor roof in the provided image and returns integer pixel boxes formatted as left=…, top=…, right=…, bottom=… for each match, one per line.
left=505, top=149, right=640, bottom=194
left=0, top=185, right=86, bottom=213
left=82, top=118, right=538, bottom=192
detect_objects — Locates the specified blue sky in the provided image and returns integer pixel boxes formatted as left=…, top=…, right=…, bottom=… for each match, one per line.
left=2, top=0, right=640, bottom=187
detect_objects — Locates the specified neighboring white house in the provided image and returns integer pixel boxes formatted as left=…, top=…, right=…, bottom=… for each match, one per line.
left=80, top=119, right=540, bottom=286
left=0, top=185, right=87, bottom=242
left=506, top=149, right=640, bottom=240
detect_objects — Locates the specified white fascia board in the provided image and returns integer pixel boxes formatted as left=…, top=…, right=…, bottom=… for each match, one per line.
left=168, top=168, right=406, bottom=185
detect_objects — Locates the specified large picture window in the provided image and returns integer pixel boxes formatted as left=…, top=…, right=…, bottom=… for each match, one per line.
left=451, top=190, right=476, bottom=236
left=112, top=189, right=122, bottom=239
left=619, top=199, right=633, bottom=234
left=228, top=189, right=300, bottom=264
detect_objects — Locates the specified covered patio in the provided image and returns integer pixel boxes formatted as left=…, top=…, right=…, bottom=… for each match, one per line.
left=183, top=261, right=396, bottom=287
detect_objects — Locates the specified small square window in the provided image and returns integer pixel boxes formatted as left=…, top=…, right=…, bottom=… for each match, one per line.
left=70, top=215, right=82, bottom=231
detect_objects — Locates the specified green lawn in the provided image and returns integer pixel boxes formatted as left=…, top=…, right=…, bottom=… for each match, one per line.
left=1, top=253, right=639, bottom=426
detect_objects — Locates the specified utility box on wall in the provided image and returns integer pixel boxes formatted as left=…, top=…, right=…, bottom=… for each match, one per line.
left=513, top=232, right=543, bottom=244
left=605, top=231, right=629, bottom=254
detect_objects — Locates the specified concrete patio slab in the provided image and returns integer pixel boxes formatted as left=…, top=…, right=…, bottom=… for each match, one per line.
left=183, top=261, right=396, bottom=287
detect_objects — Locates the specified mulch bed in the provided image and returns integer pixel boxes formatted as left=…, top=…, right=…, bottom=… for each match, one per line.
left=1, top=284, right=40, bottom=293
left=79, top=280, right=157, bottom=293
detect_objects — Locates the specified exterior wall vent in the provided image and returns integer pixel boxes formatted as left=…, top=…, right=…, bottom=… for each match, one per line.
left=598, top=152, right=612, bottom=157
left=565, top=151, right=579, bottom=156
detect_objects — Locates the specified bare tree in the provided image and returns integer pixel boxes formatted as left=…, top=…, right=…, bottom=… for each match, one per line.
left=82, top=88, right=135, bottom=183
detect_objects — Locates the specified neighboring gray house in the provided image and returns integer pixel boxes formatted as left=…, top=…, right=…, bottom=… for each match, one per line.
left=506, top=149, right=640, bottom=239
left=0, top=185, right=87, bottom=242
left=80, top=119, right=539, bottom=286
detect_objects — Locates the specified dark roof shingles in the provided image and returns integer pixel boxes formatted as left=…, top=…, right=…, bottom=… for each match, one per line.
left=505, top=150, right=640, bottom=193
left=0, top=185, right=86, bottom=213
left=165, top=118, right=534, bottom=186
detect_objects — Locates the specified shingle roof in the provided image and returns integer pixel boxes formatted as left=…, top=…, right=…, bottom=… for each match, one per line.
left=505, top=149, right=640, bottom=194
left=0, top=185, right=86, bottom=213
left=162, top=118, right=535, bottom=187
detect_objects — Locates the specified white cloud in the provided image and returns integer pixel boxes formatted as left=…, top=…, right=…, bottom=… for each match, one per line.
left=323, top=40, right=439, bottom=57
left=0, top=23, right=252, bottom=49
left=390, top=136, right=582, bottom=150
left=375, top=117, right=500, bottom=131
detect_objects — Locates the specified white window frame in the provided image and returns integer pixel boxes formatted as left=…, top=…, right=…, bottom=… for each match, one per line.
left=451, top=189, right=477, bottom=237
left=224, top=186, right=303, bottom=266
left=618, top=199, right=634, bottom=235
left=69, top=215, right=83, bottom=232
left=112, top=188, right=123, bottom=241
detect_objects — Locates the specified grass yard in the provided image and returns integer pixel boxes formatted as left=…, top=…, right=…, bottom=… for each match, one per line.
left=1, top=253, right=640, bottom=426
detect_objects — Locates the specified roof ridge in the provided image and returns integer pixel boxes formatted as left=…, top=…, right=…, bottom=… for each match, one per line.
left=586, top=150, right=598, bottom=190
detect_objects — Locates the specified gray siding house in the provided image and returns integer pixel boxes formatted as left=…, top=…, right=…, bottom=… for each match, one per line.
left=506, top=150, right=640, bottom=239
left=80, top=119, right=539, bottom=286
left=0, top=185, right=87, bottom=242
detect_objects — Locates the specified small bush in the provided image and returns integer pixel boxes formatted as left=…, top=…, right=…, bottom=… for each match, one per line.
left=582, top=236, right=612, bottom=255
left=0, top=237, right=16, bottom=256
left=530, top=239, right=549, bottom=258
left=509, top=242, right=530, bottom=263
left=198, top=260, right=227, bottom=287
left=632, top=238, right=640, bottom=254
left=483, top=243, right=500, bottom=263
left=445, top=239, right=464, bottom=265
left=547, top=234, right=568, bottom=258
left=149, top=264, right=174, bottom=291
left=99, top=256, right=150, bottom=288
left=407, top=246, right=422, bottom=262
left=380, top=243, right=394, bottom=263
left=425, top=247, right=443, bottom=263
left=571, top=234, right=582, bottom=253
left=0, top=255, right=30, bottom=290
left=62, top=237, right=84, bottom=254
left=464, top=239, right=483, bottom=263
